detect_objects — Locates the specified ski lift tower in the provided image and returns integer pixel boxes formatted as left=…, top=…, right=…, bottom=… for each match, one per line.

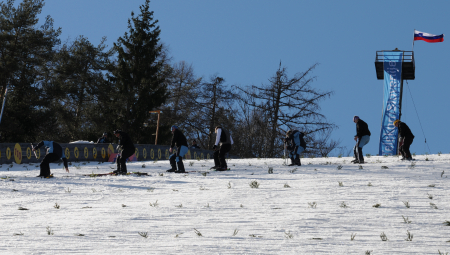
left=375, top=49, right=415, bottom=155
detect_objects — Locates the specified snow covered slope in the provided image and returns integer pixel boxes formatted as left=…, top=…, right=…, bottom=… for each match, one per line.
left=1, top=154, right=449, bottom=254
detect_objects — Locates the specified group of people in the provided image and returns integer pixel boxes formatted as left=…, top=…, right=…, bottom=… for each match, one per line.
left=31, top=117, right=414, bottom=178
left=281, top=116, right=415, bottom=166
left=32, top=125, right=234, bottom=177
left=351, top=116, right=414, bottom=164
left=166, top=125, right=233, bottom=173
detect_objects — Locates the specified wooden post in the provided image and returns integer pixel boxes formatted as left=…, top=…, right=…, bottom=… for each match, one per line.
left=149, top=110, right=161, bottom=145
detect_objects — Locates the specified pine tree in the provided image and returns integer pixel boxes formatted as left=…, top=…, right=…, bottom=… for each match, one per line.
left=0, top=0, right=61, bottom=142
left=52, top=36, right=114, bottom=141
left=109, top=0, right=168, bottom=143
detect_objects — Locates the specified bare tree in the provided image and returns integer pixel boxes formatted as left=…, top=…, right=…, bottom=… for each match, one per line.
left=237, top=62, right=337, bottom=157
left=189, top=75, right=235, bottom=149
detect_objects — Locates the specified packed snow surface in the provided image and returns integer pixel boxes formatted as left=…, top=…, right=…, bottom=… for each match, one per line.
left=1, top=154, right=449, bottom=254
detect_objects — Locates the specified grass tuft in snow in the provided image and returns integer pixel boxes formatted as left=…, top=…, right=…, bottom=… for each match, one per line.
left=227, top=181, right=232, bottom=189
left=337, top=165, right=343, bottom=170
left=142, top=164, right=146, bottom=168
left=46, top=226, right=54, bottom=235
left=268, top=167, right=273, bottom=174
left=175, top=204, right=182, bottom=208
left=427, top=193, right=434, bottom=199
left=18, top=207, right=28, bottom=210
left=232, top=229, right=239, bottom=237
left=249, top=180, right=260, bottom=188
left=54, top=203, right=60, bottom=209
left=443, top=220, right=450, bottom=226
left=284, top=183, right=291, bottom=188
left=138, top=232, right=148, bottom=238
left=13, top=232, right=24, bottom=236
left=350, top=233, right=356, bottom=241
left=340, top=201, right=348, bottom=208
left=359, top=165, right=363, bottom=170
left=289, top=168, right=297, bottom=173
left=338, top=181, right=343, bottom=187
left=372, top=203, right=381, bottom=208
left=380, top=232, right=388, bottom=241
left=284, top=231, right=294, bottom=239
left=367, top=182, right=373, bottom=186
left=65, top=188, right=71, bottom=193
left=403, top=201, right=410, bottom=208
left=194, top=228, right=202, bottom=237
left=429, top=184, right=436, bottom=187
left=149, top=200, right=159, bottom=207
left=189, top=162, right=194, bottom=166
left=308, top=202, right=317, bottom=208
left=365, top=251, right=373, bottom=255
left=402, top=215, right=412, bottom=224
left=430, top=203, right=438, bottom=209
left=438, top=250, right=448, bottom=255
left=381, top=166, right=389, bottom=169
left=405, top=230, right=413, bottom=241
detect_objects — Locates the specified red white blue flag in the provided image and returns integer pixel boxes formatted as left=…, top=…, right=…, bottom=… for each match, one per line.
left=414, top=30, right=444, bottom=43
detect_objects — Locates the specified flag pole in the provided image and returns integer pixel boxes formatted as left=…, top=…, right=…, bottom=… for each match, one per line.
left=412, top=29, right=415, bottom=51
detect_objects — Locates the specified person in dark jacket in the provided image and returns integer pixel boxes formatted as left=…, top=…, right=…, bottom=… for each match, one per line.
left=167, top=125, right=188, bottom=173
left=394, top=119, right=415, bottom=160
left=96, top=132, right=110, bottom=144
left=211, top=126, right=233, bottom=171
left=32, top=141, right=69, bottom=178
left=113, top=130, right=135, bottom=174
left=352, top=116, right=371, bottom=164
left=284, top=129, right=306, bottom=166
left=190, top=140, right=201, bottom=149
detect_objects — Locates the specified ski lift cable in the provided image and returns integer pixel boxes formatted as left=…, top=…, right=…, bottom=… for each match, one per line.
left=405, top=81, right=431, bottom=154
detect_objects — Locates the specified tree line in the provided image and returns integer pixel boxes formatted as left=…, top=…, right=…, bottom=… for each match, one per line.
left=0, top=0, right=341, bottom=158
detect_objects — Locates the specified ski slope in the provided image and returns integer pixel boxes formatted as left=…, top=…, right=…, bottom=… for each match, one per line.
left=1, top=154, right=449, bottom=254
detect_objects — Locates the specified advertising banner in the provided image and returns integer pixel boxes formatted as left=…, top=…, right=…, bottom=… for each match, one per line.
left=379, top=52, right=403, bottom=155
left=0, top=143, right=227, bottom=165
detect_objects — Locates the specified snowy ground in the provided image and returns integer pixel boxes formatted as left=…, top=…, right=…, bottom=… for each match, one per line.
left=1, top=154, right=449, bottom=254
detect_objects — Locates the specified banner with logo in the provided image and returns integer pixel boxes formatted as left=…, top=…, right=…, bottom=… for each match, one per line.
left=379, top=52, right=403, bottom=155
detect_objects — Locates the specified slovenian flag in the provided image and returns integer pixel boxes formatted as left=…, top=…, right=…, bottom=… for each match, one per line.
left=414, top=30, right=444, bottom=43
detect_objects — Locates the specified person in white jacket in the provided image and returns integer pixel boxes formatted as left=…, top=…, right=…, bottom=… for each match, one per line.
left=211, top=126, right=233, bottom=171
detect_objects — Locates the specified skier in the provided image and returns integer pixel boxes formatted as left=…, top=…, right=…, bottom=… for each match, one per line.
left=394, top=119, right=415, bottom=160
left=211, top=126, right=233, bottom=171
left=96, top=132, right=109, bottom=144
left=32, top=141, right=69, bottom=178
left=190, top=139, right=201, bottom=149
left=352, top=116, right=371, bottom=164
left=284, top=129, right=306, bottom=166
left=113, top=130, right=135, bottom=174
left=167, top=125, right=188, bottom=173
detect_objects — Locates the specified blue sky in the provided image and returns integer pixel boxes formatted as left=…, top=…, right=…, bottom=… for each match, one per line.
left=38, top=0, right=449, bottom=155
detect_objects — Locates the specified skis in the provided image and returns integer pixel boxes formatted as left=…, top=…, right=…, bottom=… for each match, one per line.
left=84, top=172, right=150, bottom=177
left=209, top=168, right=231, bottom=171
left=37, top=174, right=54, bottom=179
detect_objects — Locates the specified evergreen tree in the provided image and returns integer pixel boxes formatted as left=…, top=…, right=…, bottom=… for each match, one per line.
left=52, top=36, right=114, bottom=142
left=109, top=0, right=168, bottom=143
left=0, top=0, right=61, bottom=142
